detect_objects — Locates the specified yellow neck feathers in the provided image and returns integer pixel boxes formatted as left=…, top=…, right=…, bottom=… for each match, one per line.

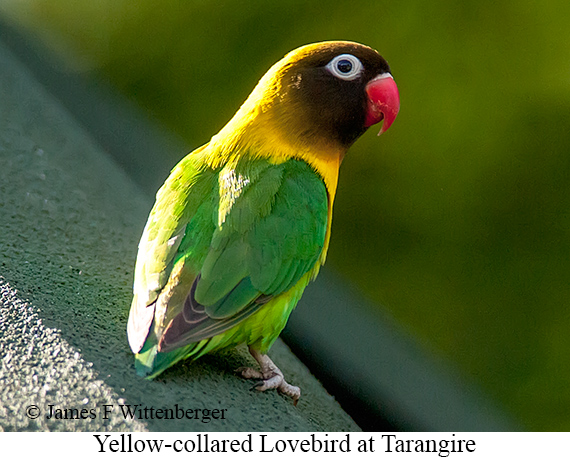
left=207, top=60, right=345, bottom=201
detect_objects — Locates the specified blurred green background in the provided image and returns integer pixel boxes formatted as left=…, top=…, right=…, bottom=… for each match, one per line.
left=2, top=0, right=569, bottom=431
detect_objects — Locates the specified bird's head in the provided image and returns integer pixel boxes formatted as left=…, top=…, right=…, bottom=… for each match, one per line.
left=211, top=41, right=399, bottom=170
left=271, top=41, right=399, bottom=141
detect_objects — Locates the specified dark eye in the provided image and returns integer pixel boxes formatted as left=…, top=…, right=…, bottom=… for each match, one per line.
left=337, top=59, right=353, bottom=73
left=326, top=54, right=364, bottom=81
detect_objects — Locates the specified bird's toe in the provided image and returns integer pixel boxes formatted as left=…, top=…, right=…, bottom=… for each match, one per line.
left=236, top=366, right=263, bottom=379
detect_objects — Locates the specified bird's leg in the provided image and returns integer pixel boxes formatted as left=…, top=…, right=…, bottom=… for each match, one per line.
left=237, top=346, right=301, bottom=404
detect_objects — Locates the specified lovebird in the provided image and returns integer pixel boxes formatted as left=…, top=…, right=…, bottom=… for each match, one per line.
left=127, top=41, right=400, bottom=402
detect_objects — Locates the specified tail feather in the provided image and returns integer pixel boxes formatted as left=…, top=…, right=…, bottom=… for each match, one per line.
left=134, top=331, right=205, bottom=379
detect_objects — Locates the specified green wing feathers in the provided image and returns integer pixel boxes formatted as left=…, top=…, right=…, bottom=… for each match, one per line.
left=127, top=148, right=329, bottom=377
left=127, top=148, right=217, bottom=353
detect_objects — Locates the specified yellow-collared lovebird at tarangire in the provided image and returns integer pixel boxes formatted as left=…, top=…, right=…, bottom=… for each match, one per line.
left=127, top=41, right=400, bottom=403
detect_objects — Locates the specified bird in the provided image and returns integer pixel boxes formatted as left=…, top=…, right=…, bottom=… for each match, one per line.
left=127, top=40, right=399, bottom=403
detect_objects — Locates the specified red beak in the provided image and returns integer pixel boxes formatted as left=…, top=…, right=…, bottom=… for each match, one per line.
left=365, top=73, right=400, bottom=135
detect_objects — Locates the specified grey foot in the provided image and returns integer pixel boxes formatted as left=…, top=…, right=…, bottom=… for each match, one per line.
left=237, top=347, right=301, bottom=405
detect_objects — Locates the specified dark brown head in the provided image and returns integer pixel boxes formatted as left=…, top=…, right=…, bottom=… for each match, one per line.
left=276, top=41, right=399, bottom=146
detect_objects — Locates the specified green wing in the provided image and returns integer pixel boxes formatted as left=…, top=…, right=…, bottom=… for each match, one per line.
left=127, top=146, right=329, bottom=363
left=127, top=146, right=218, bottom=353
left=159, top=156, right=329, bottom=351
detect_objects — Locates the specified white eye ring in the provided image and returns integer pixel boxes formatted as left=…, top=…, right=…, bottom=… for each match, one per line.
left=326, top=54, right=364, bottom=81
